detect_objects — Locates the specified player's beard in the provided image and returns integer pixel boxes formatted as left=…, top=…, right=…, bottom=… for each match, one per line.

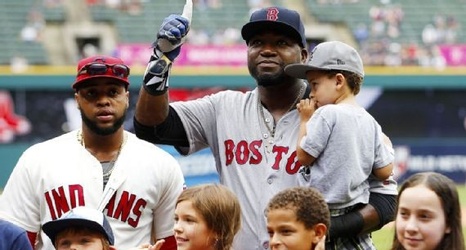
left=80, top=109, right=127, bottom=136
left=248, top=64, right=292, bottom=87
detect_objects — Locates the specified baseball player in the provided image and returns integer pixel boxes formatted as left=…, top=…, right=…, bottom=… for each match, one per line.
left=134, top=7, right=398, bottom=250
left=0, top=55, right=185, bottom=250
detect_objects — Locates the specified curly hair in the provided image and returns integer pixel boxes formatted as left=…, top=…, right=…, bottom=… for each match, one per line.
left=266, top=186, right=330, bottom=230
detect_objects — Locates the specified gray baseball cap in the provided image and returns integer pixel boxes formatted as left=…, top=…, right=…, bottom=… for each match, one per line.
left=42, top=206, right=114, bottom=245
left=285, top=41, right=364, bottom=79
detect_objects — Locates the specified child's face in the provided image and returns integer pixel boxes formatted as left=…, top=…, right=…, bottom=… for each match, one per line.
left=306, top=71, right=340, bottom=107
left=55, top=230, right=109, bottom=250
left=174, top=200, right=216, bottom=250
left=396, top=185, right=451, bottom=250
left=267, top=208, right=321, bottom=250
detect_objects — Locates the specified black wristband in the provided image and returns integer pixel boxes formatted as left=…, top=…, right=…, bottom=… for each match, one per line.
left=369, top=192, right=397, bottom=229
left=329, top=209, right=364, bottom=239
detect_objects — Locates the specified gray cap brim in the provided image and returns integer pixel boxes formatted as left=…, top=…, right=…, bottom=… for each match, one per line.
left=284, top=63, right=328, bottom=79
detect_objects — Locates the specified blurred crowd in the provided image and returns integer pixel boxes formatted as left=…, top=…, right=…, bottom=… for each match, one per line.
left=9, top=0, right=464, bottom=67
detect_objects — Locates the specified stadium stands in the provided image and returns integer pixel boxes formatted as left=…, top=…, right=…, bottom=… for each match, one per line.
left=306, top=0, right=465, bottom=66
left=0, top=0, right=252, bottom=65
left=307, top=0, right=465, bottom=44
left=0, top=1, right=50, bottom=65
left=1, top=0, right=465, bottom=66
left=106, top=0, right=251, bottom=43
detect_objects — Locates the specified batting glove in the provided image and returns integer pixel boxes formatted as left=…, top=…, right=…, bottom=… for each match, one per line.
left=143, top=14, right=190, bottom=95
left=154, top=14, right=190, bottom=61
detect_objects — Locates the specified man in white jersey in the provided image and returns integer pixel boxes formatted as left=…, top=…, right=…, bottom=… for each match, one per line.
left=134, top=7, right=398, bottom=250
left=0, top=55, right=185, bottom=250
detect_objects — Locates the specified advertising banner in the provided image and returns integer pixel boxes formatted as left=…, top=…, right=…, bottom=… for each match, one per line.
left=115, top=43, right=247, bottom=66
left=439, top=44, right=466, bottom=66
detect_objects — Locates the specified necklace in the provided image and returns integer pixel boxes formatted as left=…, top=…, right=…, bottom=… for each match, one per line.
left=258, top=83, right=305, bottom=138
left=77, top=130, right=127, bottom=178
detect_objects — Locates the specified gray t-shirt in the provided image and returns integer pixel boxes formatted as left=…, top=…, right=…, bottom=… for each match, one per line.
left=299, top=103, right=394, bottom=209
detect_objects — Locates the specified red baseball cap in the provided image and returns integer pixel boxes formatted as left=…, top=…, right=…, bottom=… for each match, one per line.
left=73, top=55, right=130, bottom=89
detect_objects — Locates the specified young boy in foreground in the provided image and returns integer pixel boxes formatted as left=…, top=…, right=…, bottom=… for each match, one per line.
left=42, top=206, right=115, bottom=250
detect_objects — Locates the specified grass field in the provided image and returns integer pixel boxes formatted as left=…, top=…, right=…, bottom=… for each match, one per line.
left=372, top=184, right=466, bottom=249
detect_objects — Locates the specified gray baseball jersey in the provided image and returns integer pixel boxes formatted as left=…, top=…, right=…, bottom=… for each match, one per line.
left=171, top=88, right=398, bottom=250
left=0, top=130, right=185, bottom=250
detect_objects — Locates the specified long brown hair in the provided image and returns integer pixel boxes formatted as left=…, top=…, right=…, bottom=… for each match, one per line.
left=391, top=172, right=465, bottom=250
left=176, top=184, right=241, bottom=250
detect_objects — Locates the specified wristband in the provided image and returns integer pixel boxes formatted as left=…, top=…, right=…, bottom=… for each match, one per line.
left=143, top=52, right=172, bottom=96
left=369, top=192, right=397, bottom=228
left=328, top=210, right=364, bottom=239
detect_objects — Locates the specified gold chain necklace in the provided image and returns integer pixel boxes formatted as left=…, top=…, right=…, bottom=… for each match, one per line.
left=258, top=83, right=305, bottom=138
left=77, top=130, right=127, bottom=178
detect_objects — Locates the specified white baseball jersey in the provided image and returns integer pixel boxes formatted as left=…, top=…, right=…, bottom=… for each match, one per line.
left=0, top=130, right=185, bottom=250
left=171, top=87, right=398, bottom=250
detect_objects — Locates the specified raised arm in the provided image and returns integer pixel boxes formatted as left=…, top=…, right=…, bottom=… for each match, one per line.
left=296, top=98, right=317, bottom=166
left=134, top=14, right=190, bottom=127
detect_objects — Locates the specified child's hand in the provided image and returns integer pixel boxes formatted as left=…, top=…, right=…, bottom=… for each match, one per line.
left=297, top=97, right=317, bottom=122
left=150, top=239, right=165, bottom=250
left=133, top=239, right=164, bottom=250
left=132, top=243, right=151, bottom=249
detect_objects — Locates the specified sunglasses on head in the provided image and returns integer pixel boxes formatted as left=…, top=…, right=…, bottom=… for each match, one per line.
left=77, top=63, right=130, bottom=78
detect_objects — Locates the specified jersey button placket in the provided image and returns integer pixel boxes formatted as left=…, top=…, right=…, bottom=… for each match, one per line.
left=263, top=133, right=273, bottom=153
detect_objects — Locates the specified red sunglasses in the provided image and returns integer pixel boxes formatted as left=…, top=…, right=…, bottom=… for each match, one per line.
left=77, top=63, right=130, bottom=78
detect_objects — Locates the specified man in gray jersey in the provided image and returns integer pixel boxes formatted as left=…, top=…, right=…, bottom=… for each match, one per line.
left=134, top=6, right=397, bottom=250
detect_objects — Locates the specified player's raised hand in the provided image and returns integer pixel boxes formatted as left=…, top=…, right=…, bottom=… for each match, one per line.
left=143, top=14, right=190, bottom=95
left=154, top=14, right=190, bottom=61
left=143, top=0, right=191, bottom=96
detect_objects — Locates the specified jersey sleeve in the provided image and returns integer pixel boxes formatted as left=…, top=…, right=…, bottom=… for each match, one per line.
left=373, top=122, right=395, bottom=170
left=171, top=92, right=223, bottom=155
left=0, top=147, right=41, bottom=233
left=300, top=108, right=332, bottom=158
left=151, top=155, right=185, bottom=240
left=368, top=124, right=398, bottom=195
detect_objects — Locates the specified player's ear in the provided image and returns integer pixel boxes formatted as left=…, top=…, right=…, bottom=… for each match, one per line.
left=74, top=92, right=81, bottom=109
left=300, top=48, right=309, bottom=63
left=125, top=91, right=130, bottom=108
